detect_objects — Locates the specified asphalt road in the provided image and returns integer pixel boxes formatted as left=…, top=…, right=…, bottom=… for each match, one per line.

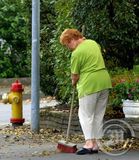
left=0, top=102, right=31, bottom=126
left=0, top=99, right=59, bottom=126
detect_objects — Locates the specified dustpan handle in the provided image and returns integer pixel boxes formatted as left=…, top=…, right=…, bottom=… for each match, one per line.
left=66, top=87, right=75, bottom=143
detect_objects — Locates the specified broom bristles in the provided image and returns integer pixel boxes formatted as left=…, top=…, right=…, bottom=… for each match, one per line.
left=57, top=140, right=77, bottom=153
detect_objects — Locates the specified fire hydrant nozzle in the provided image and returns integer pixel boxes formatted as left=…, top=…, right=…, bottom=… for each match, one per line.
left=2, top=80, right=25, bottom=127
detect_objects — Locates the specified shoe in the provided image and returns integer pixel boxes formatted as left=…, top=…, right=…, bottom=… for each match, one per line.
left=92, top=149, right=98, bottom=153
left=76, top=148, right=98, bottom=155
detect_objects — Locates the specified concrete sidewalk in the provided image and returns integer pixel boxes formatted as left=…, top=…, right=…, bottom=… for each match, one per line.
left=0, top=143, right=139, bottom=160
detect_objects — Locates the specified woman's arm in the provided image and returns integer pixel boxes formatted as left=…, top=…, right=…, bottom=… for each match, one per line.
left=71, top=73, right=80, bottom=86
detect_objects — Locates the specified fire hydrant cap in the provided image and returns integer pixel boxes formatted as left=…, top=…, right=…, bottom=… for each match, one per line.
left=11, top=80, right=24, bottom=92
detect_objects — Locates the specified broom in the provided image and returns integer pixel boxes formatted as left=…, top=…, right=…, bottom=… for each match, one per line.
left=57, top=87, right=78, bottom=153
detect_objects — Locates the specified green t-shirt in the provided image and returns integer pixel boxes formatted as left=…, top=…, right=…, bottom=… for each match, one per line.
left=71, top=39, right=112, bottom=98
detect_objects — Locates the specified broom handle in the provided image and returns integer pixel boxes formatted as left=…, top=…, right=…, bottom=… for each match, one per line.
left=66, top=87, right=75, bottom=143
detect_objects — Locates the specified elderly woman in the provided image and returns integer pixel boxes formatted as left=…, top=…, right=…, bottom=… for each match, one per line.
left=60, top=29, right=112, bottom=155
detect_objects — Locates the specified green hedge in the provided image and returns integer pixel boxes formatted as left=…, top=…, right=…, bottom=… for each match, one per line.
left=40, top=0, right=139, bottom=104
left=50, top=0, right=76, bottom=102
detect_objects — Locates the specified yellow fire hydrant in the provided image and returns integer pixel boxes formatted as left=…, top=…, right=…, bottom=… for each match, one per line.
left=2, top=80, right=25, bottom=126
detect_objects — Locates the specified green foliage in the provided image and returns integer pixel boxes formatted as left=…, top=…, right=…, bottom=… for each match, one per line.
left=133, top=65, right=139, bottom=74
left=111, top=78, right=139, bottom=107
left=109, top=67, right=131, bottom=76
left=0, top=39, right=14, bottom=77
left=109, top=69, right=139, bottom=107
left=0, top=0, right=31, bottom=77
left=46, top=0, right=139, bottom=102
left=50, top=0, right=76, bottom=102
left=51, top=0, right=139, bottom=103
left=72, top=0, right=139, bottom=69
left=40, top=0, right=57, bottom=95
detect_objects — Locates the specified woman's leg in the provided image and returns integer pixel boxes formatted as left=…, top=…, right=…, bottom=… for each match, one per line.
left=78, top=93, right=98, bottom=148
left=92, top=89, right=109, bottom=149
left=78, top=89, right=109, bottom=149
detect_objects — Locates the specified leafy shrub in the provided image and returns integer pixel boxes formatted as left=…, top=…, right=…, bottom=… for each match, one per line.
left=72, top=0, right=139, bottom=70
left=110, top=71, right=139, bottom=107
left=40, top=0, right=57, bottom=95
left=0, top=0, right=31, bottom=77
left=0, top=39, right=14, bottom=77
left=50, top=0, right=76, bottom=102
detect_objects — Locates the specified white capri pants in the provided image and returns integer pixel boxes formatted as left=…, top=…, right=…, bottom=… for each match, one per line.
left=78, top=89, right=109, bottom=140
